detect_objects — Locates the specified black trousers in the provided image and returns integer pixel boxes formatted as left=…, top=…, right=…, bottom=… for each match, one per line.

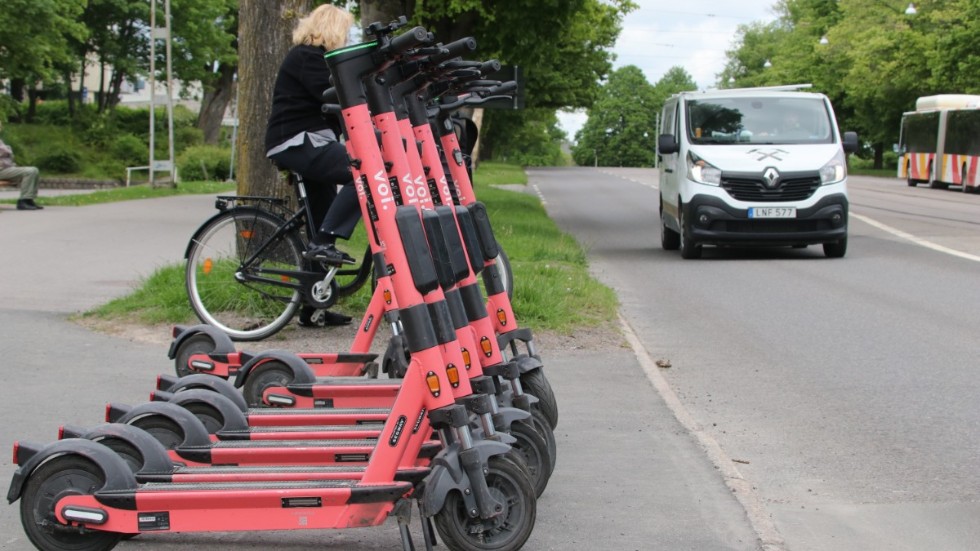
left=269, top=136, right=362, bottom=241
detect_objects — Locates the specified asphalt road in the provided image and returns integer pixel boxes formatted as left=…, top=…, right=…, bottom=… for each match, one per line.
left=530, top=167, right=980, bottom=551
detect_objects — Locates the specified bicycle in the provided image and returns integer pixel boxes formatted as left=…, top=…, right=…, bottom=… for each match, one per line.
left=185, top=172, right=513, bottom=341
left=184, top=171, right=373, bottom=341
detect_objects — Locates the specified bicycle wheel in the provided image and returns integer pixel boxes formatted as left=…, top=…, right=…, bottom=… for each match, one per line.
left=186, top=207, right=304, bottom=341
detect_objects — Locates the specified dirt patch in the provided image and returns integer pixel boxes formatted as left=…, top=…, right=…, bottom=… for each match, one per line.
left=74, top=314, right=627, bottom=360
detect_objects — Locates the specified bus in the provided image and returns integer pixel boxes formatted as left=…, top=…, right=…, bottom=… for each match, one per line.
left=897, top=94, right=980, bottom=193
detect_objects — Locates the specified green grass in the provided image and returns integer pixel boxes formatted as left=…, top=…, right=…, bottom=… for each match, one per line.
left=81, top=162, right=619, bottom=334
left=849, top=167, right=901, bottom=179
left=1, top=181, right=236, bottom=207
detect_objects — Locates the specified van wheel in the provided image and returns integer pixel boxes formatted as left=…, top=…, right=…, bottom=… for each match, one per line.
left=661, top=215, right=680, bottom=250
left=679, top=208, right=702, bottom=259
left=823, top=236, right=847, bottom=258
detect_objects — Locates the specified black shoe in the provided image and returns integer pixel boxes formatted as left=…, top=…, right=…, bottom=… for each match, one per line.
left=298, top=307, right=352, bottom=327
left=303, top=243, right=355, bottom=265
left=16, top=199, right=43, bottom=210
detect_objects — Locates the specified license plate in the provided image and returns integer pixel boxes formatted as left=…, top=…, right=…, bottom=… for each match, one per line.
left=748, top=207, right=796, bottom=219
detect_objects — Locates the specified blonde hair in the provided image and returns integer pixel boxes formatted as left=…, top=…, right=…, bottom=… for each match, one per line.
left=292, top=4, right=354, bottom=50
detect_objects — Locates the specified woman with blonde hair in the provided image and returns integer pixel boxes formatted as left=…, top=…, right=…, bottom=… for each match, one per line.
left=265, top=4, right=360, bottom=326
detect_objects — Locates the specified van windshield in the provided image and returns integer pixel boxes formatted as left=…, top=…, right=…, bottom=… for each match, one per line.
left=686, top=96, right=834, bottom=145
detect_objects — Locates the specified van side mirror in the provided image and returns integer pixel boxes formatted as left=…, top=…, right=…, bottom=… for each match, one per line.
left=842, top=131, right=859, bottom=154
left=658, top=134, right=679, bottom=155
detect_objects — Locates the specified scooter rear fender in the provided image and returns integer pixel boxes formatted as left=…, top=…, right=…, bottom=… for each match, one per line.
left=7, top=439, right=137, bottom=505
left=234, top=350, right=318, bottom=389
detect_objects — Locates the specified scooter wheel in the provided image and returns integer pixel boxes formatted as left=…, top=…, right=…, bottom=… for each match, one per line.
left=128, top=415, right=185, bottom=450
left=95, top=437, right=146, bottom=474
left=242, top=361, right=294, bottom=407
left=434, top=455, right=536, bottom=551
left=528, top=408, right=557, bottom=473
left=174, top=333, right=217, bottom=378
left=520, top=368, right=558, bottom=429
left=20, top=455, right=122, bottom=551
left=508, top=419, right=552, bottom=498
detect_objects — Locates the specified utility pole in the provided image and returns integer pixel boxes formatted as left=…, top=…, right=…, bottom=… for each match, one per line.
left=148, top=0, right=176, bottom=186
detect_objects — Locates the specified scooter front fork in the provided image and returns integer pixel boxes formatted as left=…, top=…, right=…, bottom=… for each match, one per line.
left=429, top=404, right=504, bottom=520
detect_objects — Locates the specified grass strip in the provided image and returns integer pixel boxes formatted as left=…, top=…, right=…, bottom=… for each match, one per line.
left=81, top=163, right=619, bottom=334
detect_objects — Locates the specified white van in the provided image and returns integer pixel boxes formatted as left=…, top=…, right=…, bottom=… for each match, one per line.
left=657, top=84, right=858, bottom=259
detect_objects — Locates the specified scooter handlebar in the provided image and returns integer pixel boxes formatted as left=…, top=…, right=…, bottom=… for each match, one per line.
left=429, top=37, right=478, bottom=65
left=385, top=26, right=430, bottom=56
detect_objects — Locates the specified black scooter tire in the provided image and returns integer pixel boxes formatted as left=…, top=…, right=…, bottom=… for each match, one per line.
left=174, top=333, right=217, bottom=378
left=508, top=419, right=552, bottom=498
left=241, top=360, right=294, bottom=407
left=20, top=456, right=123, bottom=551
left=433, top=455, right=536, bottom=551
left=521, top=368, right=558, bottom=429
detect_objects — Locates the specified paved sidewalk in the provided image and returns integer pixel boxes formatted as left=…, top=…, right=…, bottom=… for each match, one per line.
left=0, top=195, right=760, bottom=550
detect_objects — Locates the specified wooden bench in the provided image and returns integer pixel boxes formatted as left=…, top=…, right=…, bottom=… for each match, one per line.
left=0, top=179, right=17, bottom=189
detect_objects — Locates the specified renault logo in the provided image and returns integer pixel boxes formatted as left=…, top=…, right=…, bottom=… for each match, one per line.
left=763, top=167, right=780, bottom=188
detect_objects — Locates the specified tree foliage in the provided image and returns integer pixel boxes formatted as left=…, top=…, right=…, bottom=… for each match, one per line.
left=571, top=65, right=658, bottom=167
left=719, top=0, right=980, bottom=168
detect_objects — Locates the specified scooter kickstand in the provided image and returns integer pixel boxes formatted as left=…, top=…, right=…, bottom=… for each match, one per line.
left=418, top=499, right=436, bottom=551
left=393, top=499, right=417, bottom=551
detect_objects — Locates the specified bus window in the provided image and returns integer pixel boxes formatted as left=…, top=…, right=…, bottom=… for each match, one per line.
left=945, top=110, right=980, bottom=156
left=900, top=112, right=939, bottom=153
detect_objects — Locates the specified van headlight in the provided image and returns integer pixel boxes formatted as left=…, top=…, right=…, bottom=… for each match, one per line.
left=687, top=152, right=721, bottom=186
left=819, top=150, right=847, bottom=185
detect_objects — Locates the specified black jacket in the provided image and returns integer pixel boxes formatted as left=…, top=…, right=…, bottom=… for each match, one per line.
left=265, top=45, right=343, bottom=152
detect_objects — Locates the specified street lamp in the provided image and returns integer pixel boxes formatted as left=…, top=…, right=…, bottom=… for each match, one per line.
left=819, top=35, right=829, bottom=45
left=763, top=59, right=772, bottom=68
left=905, top=3, right=917, bottom=15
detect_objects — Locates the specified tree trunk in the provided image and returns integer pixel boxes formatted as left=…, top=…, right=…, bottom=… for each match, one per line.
left=237, top=0, right=311, bottom=198
left=197, top=63, right=237, bottom=145
left=873, top=142, right=884, bottom=170
left=360, top=0, right=413, bottom=30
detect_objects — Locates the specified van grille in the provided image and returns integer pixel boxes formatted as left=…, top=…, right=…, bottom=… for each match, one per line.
left=721, top=173, right=821, bottom=202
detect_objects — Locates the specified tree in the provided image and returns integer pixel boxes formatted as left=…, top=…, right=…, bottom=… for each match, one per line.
left=0, top=0, right=87, bottom=118
left=651, top=66, right=697, bottom=116
left=237, top=0, right=311, bottom=197
left=571, top=65, right=658, bottom=167
left=167, top=0, right=238, bottom=144
left=717, top=0, right=974, bottom=169
left=352, top=0, right=633, bottom=162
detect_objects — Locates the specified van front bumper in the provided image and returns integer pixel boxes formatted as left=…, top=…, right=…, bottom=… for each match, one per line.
left=685, top=193, right=848, bottom=246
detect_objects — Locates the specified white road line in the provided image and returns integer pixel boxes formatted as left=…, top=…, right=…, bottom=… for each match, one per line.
left=852, top=212, right=980, bottom=263
left=531, top=183, right=547, bottom=205
left=619, top=314, right=787, bottom=551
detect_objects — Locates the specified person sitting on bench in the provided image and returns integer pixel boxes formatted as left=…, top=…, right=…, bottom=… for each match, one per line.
left=0, top=126, right=43, bottom=211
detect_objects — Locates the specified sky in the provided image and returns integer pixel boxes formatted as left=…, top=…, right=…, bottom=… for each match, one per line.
left=558, top=0, right=780, bottom=139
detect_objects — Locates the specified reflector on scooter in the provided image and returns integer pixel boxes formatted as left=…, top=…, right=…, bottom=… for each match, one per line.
left=266, top=394, right=296, bottom=406
left=425, top=371, right=441, bottom=397
left=496, top=308, right=507, bottom=326
left=61, top=506, right=108, bottom=525
left=446, top=364, right=460, bottom=388
left=480, top=336, right=493, bottom=357
left=190, top=359, right=215, bottom=371
left=461, top=348, right=471, bottom=370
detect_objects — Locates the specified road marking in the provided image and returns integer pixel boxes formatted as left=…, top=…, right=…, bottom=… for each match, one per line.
left=531, top=183, right=547, bottom=205
left=598, top=169, right=659, bottom=190
left=852, top=212, right=980, bottom=263
left=619, top=314, right=787, bottom=551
